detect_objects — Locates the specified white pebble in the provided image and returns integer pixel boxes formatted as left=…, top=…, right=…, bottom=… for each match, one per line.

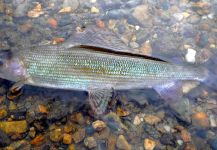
left=209, top=114, right=217, bottom=127
left=173, top=13, right=184, bottom=21
left=135, top=25, right=140, bottom=30
left=163, top=125, right=171, bottom=132
left=90, top=0, right=96, bottom=3
left=185, top=48, right=196, bottom=63
left=208, top=13, right=214, bottom=19
left=177, top=140, right=183, bottom=145
left=133, top=115, right=141, bottom=125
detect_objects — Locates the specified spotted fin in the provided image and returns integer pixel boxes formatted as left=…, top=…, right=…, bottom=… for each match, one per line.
left=88, top=88, right=114, bottom=115
left=64, top=26, right=132, bottom=52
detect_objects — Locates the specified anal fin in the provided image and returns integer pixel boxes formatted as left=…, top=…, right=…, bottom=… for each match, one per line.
left=88, top=88, right=114, bottom=115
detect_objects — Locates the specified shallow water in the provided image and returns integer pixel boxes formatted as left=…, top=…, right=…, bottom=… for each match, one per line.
left=0, top=0, right=217, bottom=149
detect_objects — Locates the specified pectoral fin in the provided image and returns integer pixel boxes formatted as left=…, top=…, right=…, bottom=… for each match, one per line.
left=88, top=88, right=114, bottom=115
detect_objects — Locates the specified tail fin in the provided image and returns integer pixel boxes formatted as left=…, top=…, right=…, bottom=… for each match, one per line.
left=203, top=53, right=217, bottom=91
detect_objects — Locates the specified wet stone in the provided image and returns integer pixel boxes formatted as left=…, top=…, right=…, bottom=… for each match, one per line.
left=72, top=128, right=85, bottom=143
left=144, top=115, right=161, bottom=125
left=160, top=133, right=176, bottom=147
left=63, top=133, right=72, bottom=145
left=116, top=135, right=132, bottom=150
left=84, top=136, right=97, bottom=149
left=107, top=134, right=117, bottom=150
left=0, top=120, right=27, bottom=134
left=143, top=124, right=161, bottom=139
left=196, top=32, right=209, bottom=48
left=208, top=136, right=217, bottom=150
left=50, top=128, right=63, bottom=142
left=144, top=138, right=156, bottom=150
left=0, top=129, right=11, bottom=147
left=92, top=120, right=107, bottom=131
left=0, top=107, right=8, bottom=119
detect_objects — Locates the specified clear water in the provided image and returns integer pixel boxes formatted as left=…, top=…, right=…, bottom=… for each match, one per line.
left=0, top=0, right=217, bottom=149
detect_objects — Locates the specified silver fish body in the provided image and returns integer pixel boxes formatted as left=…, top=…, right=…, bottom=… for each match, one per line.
left=5, top=44, right=206, bottom=91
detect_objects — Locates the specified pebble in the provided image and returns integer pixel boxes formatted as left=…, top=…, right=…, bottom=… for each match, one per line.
left=104, top=112, right=128, bottom=131
left=180, top=129, right=191, bottom=142
left=107, top=134, right=117, bottom=150
left=173, top=13, right=184, bottom=21
left=144, top=138, right=156, bottom=150
left=50, top=128, right=62, bottom=142
left=62, top=0, right=79, bottom=12
left=0, top=129, right=11, bottom=147
left=129, top=42, right=139, bottom=49
left=72, top=128, right=85, bottom=143
left=92, top=120, right=107, bottom=131
left=48, top=18, right=58, bottom=28
left=59, top=7, right=72, bottom=13
left=63, top=133, right=72, bottom=144
left=192, top=112, right=210, bottom=127
left=132, top=5, right=149, bottom=23
left=19, top=22, right=32, bottom=33
left=144, top=115, right=161, bottom=125
left=141, top=40, right=152, bottom=55
left=208, top=137, right=217, bottom=150
left=116, top=107, right=130, bottom=117
left=196, top=33, right=209, bottom=48
left=143, top=124, right=161, bottom=139
left=133, top=115, right=142, bottom=126
left=160, top=133, right=176, bottom=147
left=0, top=120, right=27, bottom=134
left=182, top=82, right=199, bottom=94
left=70, top=112, right=85, bottom=125
left=91, top=7, right=99, bottom=13
left=185, top=48, right=196, bottom=63
left=209, top=114, right=217, bottom=127
left=27, top=2, right=44, bottom=18
left=188, top=15, right=201, bottom=24
left=38, top=104, right=48, bottom=114
left=68, top=144, right=76, bottom=150
left=116, top=135, right=132, bottom=150
left=28, top=127, right=36, bottom=138
left=84, top=136, right=97, bottom=149
left=0, top=107, right=8, bottom=119
left=30, top=135, right=44, bottom=146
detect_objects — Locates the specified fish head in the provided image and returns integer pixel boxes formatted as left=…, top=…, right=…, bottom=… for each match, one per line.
left=0, top=50, right=26, bottom=81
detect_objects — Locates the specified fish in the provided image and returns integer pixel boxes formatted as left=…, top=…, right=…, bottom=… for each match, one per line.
left=0, top=26, right=215, bottom=115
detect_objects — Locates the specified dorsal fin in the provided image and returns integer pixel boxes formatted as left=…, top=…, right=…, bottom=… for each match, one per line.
left=75, top=45, right=167, bottom=62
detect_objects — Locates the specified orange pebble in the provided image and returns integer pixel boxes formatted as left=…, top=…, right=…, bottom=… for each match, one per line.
left=31, top=135, right=44, bottom=145
left=52, top=37, right=65, bottom=44
left=192, top=112, right=209, bottom=127
left=48, top=18, right=57, bottom=28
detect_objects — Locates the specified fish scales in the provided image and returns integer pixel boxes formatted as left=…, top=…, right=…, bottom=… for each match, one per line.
left=18, top=45, right=203, bottom=90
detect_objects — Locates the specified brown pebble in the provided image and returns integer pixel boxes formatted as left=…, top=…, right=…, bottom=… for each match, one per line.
left=181, top=130, right=191, bottom=142
left=70, top=112, right=85, bottom=125
left=192, top=112, right=210, bottom=127
left=116, top=135, right=132, bottom=150
left=27, top=2, right=44, bottom=18
left=19, top=23, right=32, bottom=33
left=63, top=133, right=72, bottom=145
left=0, top=108, right=7, bottom=119
left=38, top=105, right=48, bottom=114
left=50, top=128, right=62, bottom=142
left=117, top=107, right=130, bottom=117
left=48, top=18, right=57, bottom=28
left=0, top=120, right=27, bottom=134
left=144, top=115, right=161, bottom=125
left=184, top=143, right=196, bottom=150
left=52, top=37, right=65, bottom=44
left=31, top=135, right=44, bottom=146
left=107, top=134, right=117, bottom=150
left=72, top=128, right=85, bottom=143
left=59, top=7, right=72, bottom=13
left=96, top=20, right=105, bottom=28
left=64, top=123, right=73, bottom=133
left=68, top=144, right=75, bottom=150
left=84, top=136, right=97, bottom=149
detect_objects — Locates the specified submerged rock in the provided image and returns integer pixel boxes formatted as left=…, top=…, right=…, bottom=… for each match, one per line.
left=0, top=129, right=11, bottom=147
left=0, top=120, right=27, bottom=134
left=116, top=135, right=132, bottom=150
left=84, top=136, right=97, bottom=149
